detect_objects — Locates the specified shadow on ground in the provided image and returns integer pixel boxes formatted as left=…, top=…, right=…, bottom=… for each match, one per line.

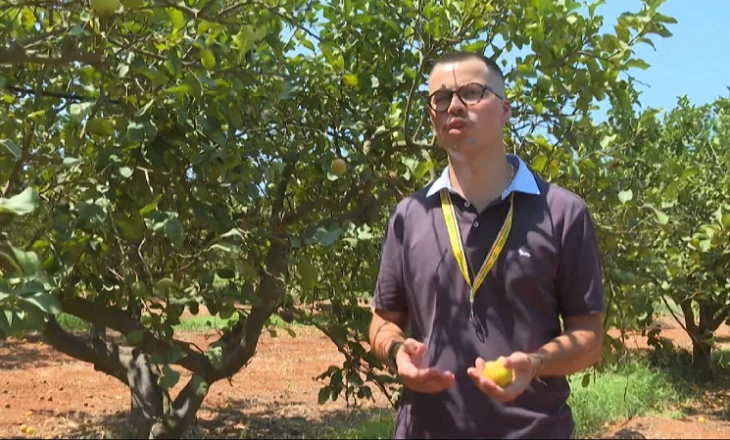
left=646, top=348, right=730, bottom=420
left=48, top=399, right=392, bottom=439
left=0, top=334, right=60, bottom=370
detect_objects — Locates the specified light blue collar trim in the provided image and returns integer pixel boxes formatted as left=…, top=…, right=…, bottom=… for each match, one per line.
left=425, top=154, right=541, bottom=199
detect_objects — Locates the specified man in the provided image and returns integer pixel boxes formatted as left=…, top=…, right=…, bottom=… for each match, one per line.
left=368, top=51, right=605, bottom=439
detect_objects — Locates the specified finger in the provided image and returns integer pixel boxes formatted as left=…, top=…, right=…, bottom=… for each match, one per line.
left=467, top=367, right=498, bottom=392
left=423, top=369, right=455, bottom=392
left=474, top=357, right=486, bottom=370
left=404, top=368, right=455, bottom=393
left=402, top=338, right=424, bottom=356
left=502, top=353, right=529, bottom=370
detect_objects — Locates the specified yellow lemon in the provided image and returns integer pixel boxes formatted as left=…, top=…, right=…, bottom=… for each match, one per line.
left=330, top=158, right=346, bottom=176
left=483, top=356, right=513, bottom=387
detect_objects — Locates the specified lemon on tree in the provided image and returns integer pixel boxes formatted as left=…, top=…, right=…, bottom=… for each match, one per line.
left=483, top=356, right=513, bottom=387
left=330, top=158, right=347, bottom=176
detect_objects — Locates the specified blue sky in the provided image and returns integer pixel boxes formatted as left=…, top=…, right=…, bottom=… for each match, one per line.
left=596, top=0, right=729, bottom=114
left=285, top=0, right=729, bottom=120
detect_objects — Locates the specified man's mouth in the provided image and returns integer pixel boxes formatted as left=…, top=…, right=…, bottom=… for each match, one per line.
left=447, top=119, right=467, bottom=130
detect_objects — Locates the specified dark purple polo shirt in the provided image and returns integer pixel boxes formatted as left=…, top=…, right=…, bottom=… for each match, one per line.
left=372, top=155, right=605, bottom=439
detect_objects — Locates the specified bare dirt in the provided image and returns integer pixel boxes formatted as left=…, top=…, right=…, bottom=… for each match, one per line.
left=0, top=317, right=728, bottom=439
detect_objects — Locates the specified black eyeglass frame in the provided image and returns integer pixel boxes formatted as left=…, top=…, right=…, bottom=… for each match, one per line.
left=427, top=82, right=504, bottom=112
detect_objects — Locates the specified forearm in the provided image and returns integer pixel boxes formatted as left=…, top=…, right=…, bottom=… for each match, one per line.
left=531, top=327, right=603, bottom=378
left=368, top=310, right=407, bottom=364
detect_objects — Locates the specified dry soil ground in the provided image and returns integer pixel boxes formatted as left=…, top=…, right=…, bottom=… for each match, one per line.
left=1, top=316, right=729, bottom=439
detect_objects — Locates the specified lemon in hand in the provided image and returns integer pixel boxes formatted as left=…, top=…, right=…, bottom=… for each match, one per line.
left=483, top=356, right=513, bottom=387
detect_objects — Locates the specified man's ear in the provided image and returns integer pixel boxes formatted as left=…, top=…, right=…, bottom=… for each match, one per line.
left=500, top=97, right=512, bottom=124
left=429, top=109, right=439, bottom=132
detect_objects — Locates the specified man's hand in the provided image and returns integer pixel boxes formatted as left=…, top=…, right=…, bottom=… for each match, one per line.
left=466, top=352, right=539, bottom=403
left=396, top=338, right=456, bottom=393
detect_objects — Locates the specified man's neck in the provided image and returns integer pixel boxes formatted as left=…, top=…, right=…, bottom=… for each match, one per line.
left=447, top=150, right=513, bottom=212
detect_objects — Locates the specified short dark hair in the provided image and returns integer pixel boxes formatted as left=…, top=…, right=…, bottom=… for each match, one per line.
left=431, top=51, right=505, bottom=82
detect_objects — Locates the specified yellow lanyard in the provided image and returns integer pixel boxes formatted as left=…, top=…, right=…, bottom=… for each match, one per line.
left=440, top=189, right=514, bottom=317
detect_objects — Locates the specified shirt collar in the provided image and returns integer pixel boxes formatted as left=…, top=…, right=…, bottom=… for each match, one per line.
left=425, top=154, right=541, bottom=199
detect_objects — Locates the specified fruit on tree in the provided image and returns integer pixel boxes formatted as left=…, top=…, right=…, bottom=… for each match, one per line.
left=331, top=158, right=346, bottom=176
left=90, top=0, right=120, bottom=17
left=483, top=356, right=513, bottom=387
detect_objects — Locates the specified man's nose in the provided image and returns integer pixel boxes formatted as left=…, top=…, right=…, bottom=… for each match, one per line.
left=447, top=93, right=466, bottom=114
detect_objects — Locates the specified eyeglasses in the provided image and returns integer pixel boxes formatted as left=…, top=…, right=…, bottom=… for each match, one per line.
left=427, top=82, right=504, bottom=113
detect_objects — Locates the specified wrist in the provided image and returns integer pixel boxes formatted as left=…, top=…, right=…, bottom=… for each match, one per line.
left=387, top=340, right=404, bottom=374
left=529, top=352, right=547, bottom=379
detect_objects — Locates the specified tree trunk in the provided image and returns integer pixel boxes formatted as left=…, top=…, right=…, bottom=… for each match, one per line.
left=123, top=350, right=165, bottom=439
left=43, top=319, right=208, bottom=439
left=691, top=338, right=713, bottom=379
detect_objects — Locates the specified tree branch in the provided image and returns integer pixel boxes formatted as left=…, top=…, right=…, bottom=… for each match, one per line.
left=282, top=180, right=362, bottom=225
left=711, top=305, right=730, bottom=331
left=3, top=85, right=120, bottom=103
left=43, top=317, right=129, bottom=385
left=0, top=48, right=104, bottom=66
left=60, top=297, right=217, bottom=380
left=150, top=375, right=208, bottom=438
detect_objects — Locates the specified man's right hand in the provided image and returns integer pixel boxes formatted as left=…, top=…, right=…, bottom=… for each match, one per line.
left=396, top=338, right=455, bottom=393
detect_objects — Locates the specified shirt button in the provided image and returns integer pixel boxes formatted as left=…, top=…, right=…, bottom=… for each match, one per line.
left=473, top=220, right=479, bottom=227
left=464, top=201, right=471, bottom=208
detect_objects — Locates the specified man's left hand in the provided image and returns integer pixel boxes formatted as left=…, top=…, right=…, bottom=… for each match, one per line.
left=466, top=352, right=539, bottom=403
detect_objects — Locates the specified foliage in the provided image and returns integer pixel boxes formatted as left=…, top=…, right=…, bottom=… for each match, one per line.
left=601, top=94, right=730, bottom=377
left=0, top=0, right=679, bottom=436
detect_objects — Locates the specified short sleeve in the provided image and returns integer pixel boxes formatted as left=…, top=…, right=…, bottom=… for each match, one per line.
left=555, top=200, right=605, bottom=317
left=371, top=205, right=409, bottom=313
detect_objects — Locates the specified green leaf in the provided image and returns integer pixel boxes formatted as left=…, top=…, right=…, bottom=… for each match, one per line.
left=158, top=364, right=181, bottom=389
left=127, top=121, right=146, bottom=143
left=164, top=216, right=185, bottom=246
left=318, top=386, right=332, bottom=404
left=581, top=373, right=591, bottom=387
left=0, top=244, right=41, bottom=277
left=314, top=226, right=341, bottom=247
left=86, top=118, right=115, bottom=137
left=298, top=258, right=318, bottom=288
left=139, top=195, right=163, bottom=216
left=200, top=48, right=216, bottom=70
left=531, top=154, right=548, bottom=172
left=235, top=25, right=255, bottom=56
left=118, top=166, right=133, bottom=179
left=126, top=329, right=144, bottom=345
left=69, top=102, right=94, bottom=123
left=625, top=59, right=651, bottom=70
left=63, top=157, right=82, bottom=167
left=155, top=278, right=176, bottom=294
left=19, top=292, right=61, bottom=315
left=721, top=213, right=730, bottom=229
left=0, top=187, right=39, bottom=215
left=165, top=344, right=186, bottom=363
left=618, top=190, right=633, bottom=204
left=1, top=139, right=21, bottom=159
left=167, top=7, right=185, bottom=30
left=191, top=374, right=209, bottom=397
left=207, top=345, right=224, bottom=369
left=600, top=134, right=617, bottom=149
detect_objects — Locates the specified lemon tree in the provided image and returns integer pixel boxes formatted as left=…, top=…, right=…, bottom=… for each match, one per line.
left=1, top=0, right=675, bottom=436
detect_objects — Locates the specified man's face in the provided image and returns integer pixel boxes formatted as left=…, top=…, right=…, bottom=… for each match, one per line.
left=427, top=58, right=510, bottom=153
